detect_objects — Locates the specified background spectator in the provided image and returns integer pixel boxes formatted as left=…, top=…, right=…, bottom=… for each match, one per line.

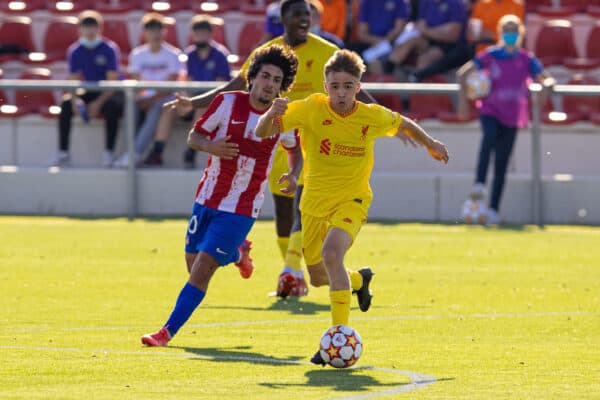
left=319, top=0, right=348, bottom=42
left=51, top=10, right=123, bottom=167
left=468, top=0, right=525, bottom=53
left=143, top=15, right=231, bottom=168
left=309, top=0, right=344, bottom=48
left=457, top=14, right=555, bottom=224
left=114, top=13, right=183, bottom=168
left=262, top=1, right=284, bottom=43
left=389, top=0, right=468, bottom=82
left=352, top=0, right=409, bottom=75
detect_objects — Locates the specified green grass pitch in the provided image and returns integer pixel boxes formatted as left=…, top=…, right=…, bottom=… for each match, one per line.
left=0, top=216, right=599, bottom=399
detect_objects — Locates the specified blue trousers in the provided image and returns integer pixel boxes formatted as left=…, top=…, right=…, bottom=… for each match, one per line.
left=475, top=115, right=518, bottom=212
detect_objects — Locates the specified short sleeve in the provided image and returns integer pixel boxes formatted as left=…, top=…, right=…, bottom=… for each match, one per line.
left=529, top=54, right=544, bottom=78
left=280, top=129, right=299, bottom=151
left=168, top=51, right=183, bottom=75
left=68, top=47, right=81, bottom=74
left=128, top=50, right=141, bottom=74
left=193, top=93, right=226, bottom=139
left=371, top=104, right=403, bottom=138
left=105, top=43, right=119, bottom=72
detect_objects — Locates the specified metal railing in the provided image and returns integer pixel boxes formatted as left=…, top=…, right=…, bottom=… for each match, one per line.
left=1, top=79, right=599, bottom=224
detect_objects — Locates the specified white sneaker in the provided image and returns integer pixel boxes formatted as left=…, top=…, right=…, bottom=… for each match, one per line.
left=49, top=151, right=70, bottom=167
left=486, top=208, right=501, bottom=225
left=102, top=151, right=115, bottom=168
left=470, top=183, right=486, bottom=200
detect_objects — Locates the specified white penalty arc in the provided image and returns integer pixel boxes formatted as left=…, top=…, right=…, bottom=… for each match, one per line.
left=1, top=345, right=437, bottom=397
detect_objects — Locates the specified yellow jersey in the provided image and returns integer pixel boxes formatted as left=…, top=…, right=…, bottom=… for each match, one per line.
left=278, top=93, right=403, bottom=217
left=239, top=33, right=338, bottom=101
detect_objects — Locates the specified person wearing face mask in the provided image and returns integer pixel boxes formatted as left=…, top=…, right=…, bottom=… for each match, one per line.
left=457, top=14, right=555, bottom=225
left=142, top=14, right=231, bottom=168
left=50, top=10, right=124, bottom=168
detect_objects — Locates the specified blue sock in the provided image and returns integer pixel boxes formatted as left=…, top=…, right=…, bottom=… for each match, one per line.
left=164, top=282, right=206, bottom=337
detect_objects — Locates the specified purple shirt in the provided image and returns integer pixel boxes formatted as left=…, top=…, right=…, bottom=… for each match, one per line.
left=185, top=42, right=231, bottom=82
left=418, top=0, right=467, bottom=42
left=359, top=0, right=408, bottom=37
left=474, top=46, right=544, bottom=128
left=68, top=39, right=120, bottom=82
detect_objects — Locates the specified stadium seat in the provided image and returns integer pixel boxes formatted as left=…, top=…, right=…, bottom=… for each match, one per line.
left=540, top=75, right=600, bottom=125
left=42, top=17, right=80, bottom=63
left=525, top=0, right=552, bottom=13
left=13, top=68, right=57, bottom=117
left=591, top=112, right=600, bottom=125
left=97, top=0, right=142, bottom=13
left=0, top=16, right=35, bottom=62
left=141, top=0, right=194, bottom=12
left=235, top=20, right=265, bottom=64
left=588, top=5, right=600, bottom=17
left=536, top=5, right=578, bottom=17
left=406, top=76, right=453, bottom=120
left=564, top=21, right=600, bottom=70
left=557, top=0, right=589, bottom=12
left=46, top=0, right=93, bottom=13
left=0, top=0, right=46, bottom=13
left=363, top=74, right=402, bottom=112
left=534, top=20, right=578, bottom=67
left=103, top=20, right=132, bottom=57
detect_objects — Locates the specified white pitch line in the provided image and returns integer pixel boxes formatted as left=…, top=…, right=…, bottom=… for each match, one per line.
left=0, top=345, right=437, bottom=398
left=2, top=310, right=595, bottom=334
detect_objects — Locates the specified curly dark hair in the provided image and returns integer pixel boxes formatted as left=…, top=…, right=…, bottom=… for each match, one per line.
left=246, top=45, right=298, bottom=94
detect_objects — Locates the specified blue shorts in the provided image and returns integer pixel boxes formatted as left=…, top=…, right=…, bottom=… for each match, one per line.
left=185, top=203, right=255, bottom=266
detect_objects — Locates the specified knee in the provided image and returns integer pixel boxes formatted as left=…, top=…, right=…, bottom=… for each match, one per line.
left=321, top=246, right=342, bottom=268
left=309, top=274, right=328, bottom=288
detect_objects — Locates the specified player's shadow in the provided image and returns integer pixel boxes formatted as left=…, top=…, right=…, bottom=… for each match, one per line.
left=173, top=345, right=303, bottom=365
left=203, top=298, right=330, bottom=315
left=260, top=368, right=402, bottom=392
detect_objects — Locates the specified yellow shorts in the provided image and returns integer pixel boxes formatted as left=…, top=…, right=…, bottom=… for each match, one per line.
left=302, top=201, right=368, bottom=266
left=268, top=145, right=303, bottom=198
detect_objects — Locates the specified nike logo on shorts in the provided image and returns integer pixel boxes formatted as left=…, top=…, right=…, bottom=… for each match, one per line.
left=216, top=248, right=228, bottom=255
left=231, top=120, right=244, bottom=125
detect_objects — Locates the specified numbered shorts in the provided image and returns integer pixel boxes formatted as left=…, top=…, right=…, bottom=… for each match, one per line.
left=301, top=201, right=368, bottom=266
left=185, top=202, right=255, bottom=266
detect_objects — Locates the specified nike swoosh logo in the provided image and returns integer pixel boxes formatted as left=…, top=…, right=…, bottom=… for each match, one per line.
left=216, top=248, right=228, bottom=255
left=231, top=120, right=244, bottom=125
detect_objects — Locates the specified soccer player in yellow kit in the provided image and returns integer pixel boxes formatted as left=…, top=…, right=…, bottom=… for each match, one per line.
left=165, top=0, right=380, bottom=298
left=255, top=49, right=449, bottom=365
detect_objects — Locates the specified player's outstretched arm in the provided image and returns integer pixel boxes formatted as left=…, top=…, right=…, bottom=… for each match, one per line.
left=255, top=97, right=289, bottom=138
left=399, top=117, right=449, bottom=164
left=163, top=76, right=246, bottom=114
left=279, top=147, right=303, bottom=195
left=187, top=130, right=239, bottom=160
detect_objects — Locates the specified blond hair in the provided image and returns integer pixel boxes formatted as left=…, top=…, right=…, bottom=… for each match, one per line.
left=324, top=49, right=366, bottom=80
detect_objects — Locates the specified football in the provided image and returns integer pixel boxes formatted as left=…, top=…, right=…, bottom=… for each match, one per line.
left=460, top=198, right=488, bottom=224
left=319, top=325, right=363, bottom=368
left=465, top=70, right=491, bottom=100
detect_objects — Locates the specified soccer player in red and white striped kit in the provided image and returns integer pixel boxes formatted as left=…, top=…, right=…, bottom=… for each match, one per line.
left=141, top=45, right=301, bottom=346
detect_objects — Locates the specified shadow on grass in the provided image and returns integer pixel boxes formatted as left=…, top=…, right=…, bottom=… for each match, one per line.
left=261, top=368, right=402, bottom=391
left=172, top=345, right=303, bottom=365
left=203, top=298, right=330, bottom=315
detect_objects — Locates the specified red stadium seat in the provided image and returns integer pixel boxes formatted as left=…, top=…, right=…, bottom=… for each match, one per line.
left=525, top=0, right=552, bottom=12
left=43, top=17, right=80, bottom=63
left=97, top=0, right=142, bottom=12
left=591, top=112, right=600, bottom=125
left=534, top=20, right=578, bottom=66
left=0, top=16, right=35, bottom=62
left=406, top=76, right=453, bottom=121
left=560, top=75, right=600, bottom=121
left=536, top=5, right=578, bottom=17
left=236, top=20, right=265, bottom=64
left=46, top=1, right=94, bottom=13
left=139, top=18, right=180, bottom=49
left=141, top=0, right=195, bottom=12
left=13, top=68, right=57, bottom=117
left=0, top=0, right=46, bottom=13
left=103, top=20, right=132, bottom=56
left=557, top=0, right=589, bottom=12
left=363, top=74, right=402, bottom=112
left=564, top=21, right=600, bottom=70
left=588, top=5, right=600, bottom=17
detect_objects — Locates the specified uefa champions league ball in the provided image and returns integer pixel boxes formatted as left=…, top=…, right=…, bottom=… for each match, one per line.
left=460, top=198, right=488, bottom=225
left=319, top=325, right=362, bottom=368
left=466, top=70, right=491, bottom=100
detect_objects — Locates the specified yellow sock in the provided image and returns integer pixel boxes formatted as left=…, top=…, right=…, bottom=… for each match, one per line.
left=284, top=230, right=302, bottom=271
left=348, top=269, right=363, bottom=292
left=276, top=237, right=289, bottom=261
left=330, top=290, right=351, bottom=325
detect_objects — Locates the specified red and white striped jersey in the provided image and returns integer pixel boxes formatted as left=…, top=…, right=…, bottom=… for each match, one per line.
left=192, top=91, right=299, bottom=218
